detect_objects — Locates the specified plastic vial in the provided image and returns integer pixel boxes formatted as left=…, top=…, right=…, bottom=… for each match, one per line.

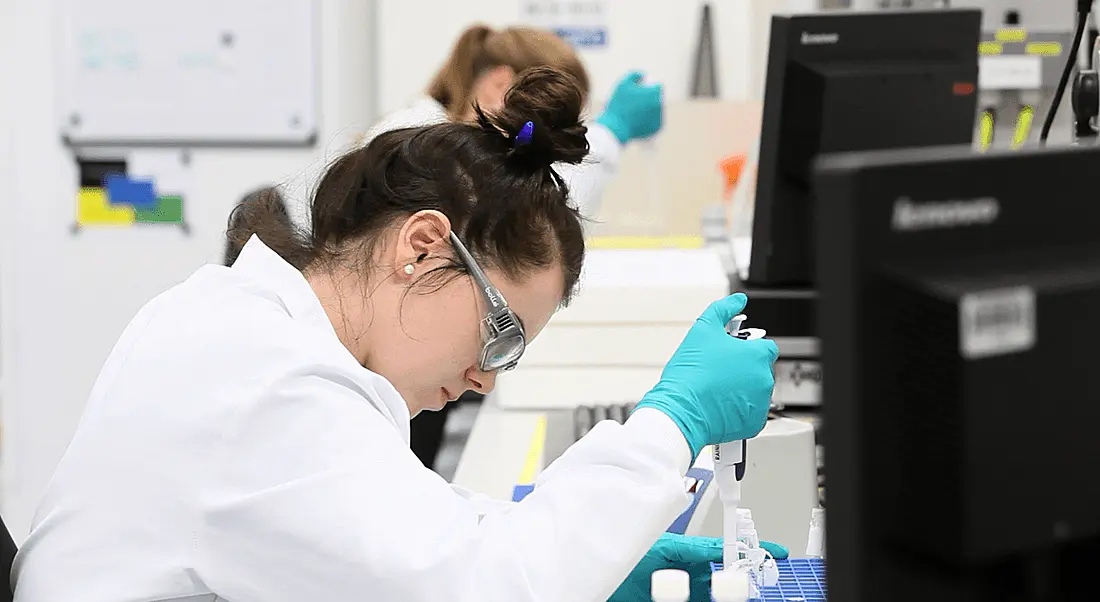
left=651, top=568, right=690, bottom=602
left=806, top=507, right=826, bottom=558
left=711, top=568, right=751, bottom=602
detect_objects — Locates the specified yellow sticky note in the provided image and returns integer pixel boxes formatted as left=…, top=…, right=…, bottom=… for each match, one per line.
left=77, top=187, right=136, bottom=226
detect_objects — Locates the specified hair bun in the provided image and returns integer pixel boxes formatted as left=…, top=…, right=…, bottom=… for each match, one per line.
left=478, top=66, right=589, bottom=168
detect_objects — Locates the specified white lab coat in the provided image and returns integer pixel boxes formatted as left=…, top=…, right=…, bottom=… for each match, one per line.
left=12, top=236, right=692, bottom=602
left=282, top=97, right=623, bottom=233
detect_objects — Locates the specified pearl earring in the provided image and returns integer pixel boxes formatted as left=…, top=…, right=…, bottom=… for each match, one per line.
left=403, top=264, right=415, bottom=275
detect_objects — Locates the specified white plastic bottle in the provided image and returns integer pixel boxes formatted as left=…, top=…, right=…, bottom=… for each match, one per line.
left=651, top=568, right=690, bottom=602
left=711, top=568, right=751, bottom=602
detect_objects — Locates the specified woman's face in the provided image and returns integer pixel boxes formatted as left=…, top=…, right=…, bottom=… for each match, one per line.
left=470, top=65, right=516, bottom=116
left=381, top=262, right=564, bottom=416
left=321, top=211, right=567, bottom=417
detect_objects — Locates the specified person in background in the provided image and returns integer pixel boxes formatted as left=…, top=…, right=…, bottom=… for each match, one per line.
left=368, top=24, right=665, bottom=471
left=369, top=24, right=662, bottom=221
left=13, top=68, right=780, bottom=602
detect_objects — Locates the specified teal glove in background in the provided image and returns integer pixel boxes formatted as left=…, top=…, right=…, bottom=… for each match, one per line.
left=595, top=71, right=663, bottom=144
left=608, top=535, right=790, bottom=602
left=609, top=533, right=721, bottom=602
left=635, top=293, right=779, bottom=459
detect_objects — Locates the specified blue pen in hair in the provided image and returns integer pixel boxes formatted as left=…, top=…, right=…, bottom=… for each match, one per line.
left=514, top=121, right=534, bottom=147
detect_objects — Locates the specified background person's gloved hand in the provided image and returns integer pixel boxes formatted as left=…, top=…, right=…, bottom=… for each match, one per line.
left=609, top=534, right=790, bottom=602
left=635, top=293, right=779, bottom=460
left=595, top=71, right=664, bottom=144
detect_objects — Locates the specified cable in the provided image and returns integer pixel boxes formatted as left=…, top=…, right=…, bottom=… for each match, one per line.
left=1040, top=2, right=1094, bottom=144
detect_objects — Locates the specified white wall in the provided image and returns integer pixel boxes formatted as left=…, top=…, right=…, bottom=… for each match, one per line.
left=0, top=0, right=374, bottom=540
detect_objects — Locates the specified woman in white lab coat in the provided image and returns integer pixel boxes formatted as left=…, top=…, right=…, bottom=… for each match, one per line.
left=13, top=68, right=779, bottom=602
left=377, top=24, right=664, bottom=470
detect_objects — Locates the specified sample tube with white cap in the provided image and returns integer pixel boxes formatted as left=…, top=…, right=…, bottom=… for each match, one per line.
left=651, top=568, right=690, bottom=602
left=711, top=568, right=751, bottom=602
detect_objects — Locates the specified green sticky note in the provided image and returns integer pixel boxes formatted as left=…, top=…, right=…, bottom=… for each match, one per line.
left=135, top=196, right=184, bottom=224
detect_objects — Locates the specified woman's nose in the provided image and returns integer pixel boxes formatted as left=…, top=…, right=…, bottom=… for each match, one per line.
left=465, top=367, right=497, bottom=395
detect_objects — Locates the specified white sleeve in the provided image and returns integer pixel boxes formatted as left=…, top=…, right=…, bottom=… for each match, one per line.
left=449, top=484, right=516, bottom=518
left=556, top=122, right=623, bottom=221
left=198, top=374, right=690, bottom=602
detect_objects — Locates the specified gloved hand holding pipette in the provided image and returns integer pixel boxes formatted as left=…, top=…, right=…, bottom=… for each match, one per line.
left=634, top=293, right=778, bottom=461
left=634, top=293, right=779, bottom=583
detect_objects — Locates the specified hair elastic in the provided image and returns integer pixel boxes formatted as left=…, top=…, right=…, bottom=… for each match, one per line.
left=514, top=121, right=534, bottom=147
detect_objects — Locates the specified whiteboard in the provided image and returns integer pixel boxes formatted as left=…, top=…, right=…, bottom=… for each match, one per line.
left=58, top=0, right=318, bottom=146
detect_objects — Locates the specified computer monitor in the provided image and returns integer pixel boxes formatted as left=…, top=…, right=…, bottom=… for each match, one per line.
left=815, top=144, right=1100, bottom=601
left=747, top=9, right=981, bottom=287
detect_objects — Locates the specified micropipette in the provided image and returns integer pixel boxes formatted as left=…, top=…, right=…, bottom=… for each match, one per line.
left=713, top=438, right=747, bottom=568
left=716, top=314, right=767, bottom=567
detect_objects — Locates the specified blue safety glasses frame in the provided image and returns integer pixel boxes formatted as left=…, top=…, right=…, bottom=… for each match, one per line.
left=449, top=231, right=527, bottom=372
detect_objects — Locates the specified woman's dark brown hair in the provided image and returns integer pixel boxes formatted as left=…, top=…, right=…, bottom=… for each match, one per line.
left=227, top=66, right=589, bottom=304
left=427, top=25, right=590, bottom=120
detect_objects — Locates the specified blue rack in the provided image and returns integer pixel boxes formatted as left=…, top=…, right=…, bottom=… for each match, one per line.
left=711, top=558, right=826, bottom=602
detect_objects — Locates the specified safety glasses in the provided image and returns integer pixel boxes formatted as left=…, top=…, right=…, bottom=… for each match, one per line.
left=449, top=231, right=527, bottom=372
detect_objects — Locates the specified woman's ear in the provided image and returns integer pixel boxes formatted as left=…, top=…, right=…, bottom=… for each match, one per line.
left=394, top=210, right=452, bottom=272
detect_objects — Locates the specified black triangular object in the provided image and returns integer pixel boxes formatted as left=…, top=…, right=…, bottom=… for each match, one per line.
left=691, top=4, right=719, bottom=98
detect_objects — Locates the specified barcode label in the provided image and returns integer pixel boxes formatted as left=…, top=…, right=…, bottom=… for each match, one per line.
left=959, top=287, right=1036, bottom=359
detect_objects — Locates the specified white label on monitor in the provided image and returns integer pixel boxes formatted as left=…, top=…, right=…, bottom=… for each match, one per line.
left=959, top=287, right=1036, bottom=359
left=979, top=55, right=1043, bottom=91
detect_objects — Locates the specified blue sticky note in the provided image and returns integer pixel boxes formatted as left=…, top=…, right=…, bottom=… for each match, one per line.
left=104, top=173, right=157, bottom=208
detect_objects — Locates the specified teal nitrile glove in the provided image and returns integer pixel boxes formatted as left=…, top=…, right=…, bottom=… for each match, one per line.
left=761, top=540, right=789, bottom=560
left=609, top=533, right=722, bottom=602
left=595, top=71, right=664, bottom=144
left=634, top=293, right=779, bottom=459
left=608, top=535, right=789, bottom=602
